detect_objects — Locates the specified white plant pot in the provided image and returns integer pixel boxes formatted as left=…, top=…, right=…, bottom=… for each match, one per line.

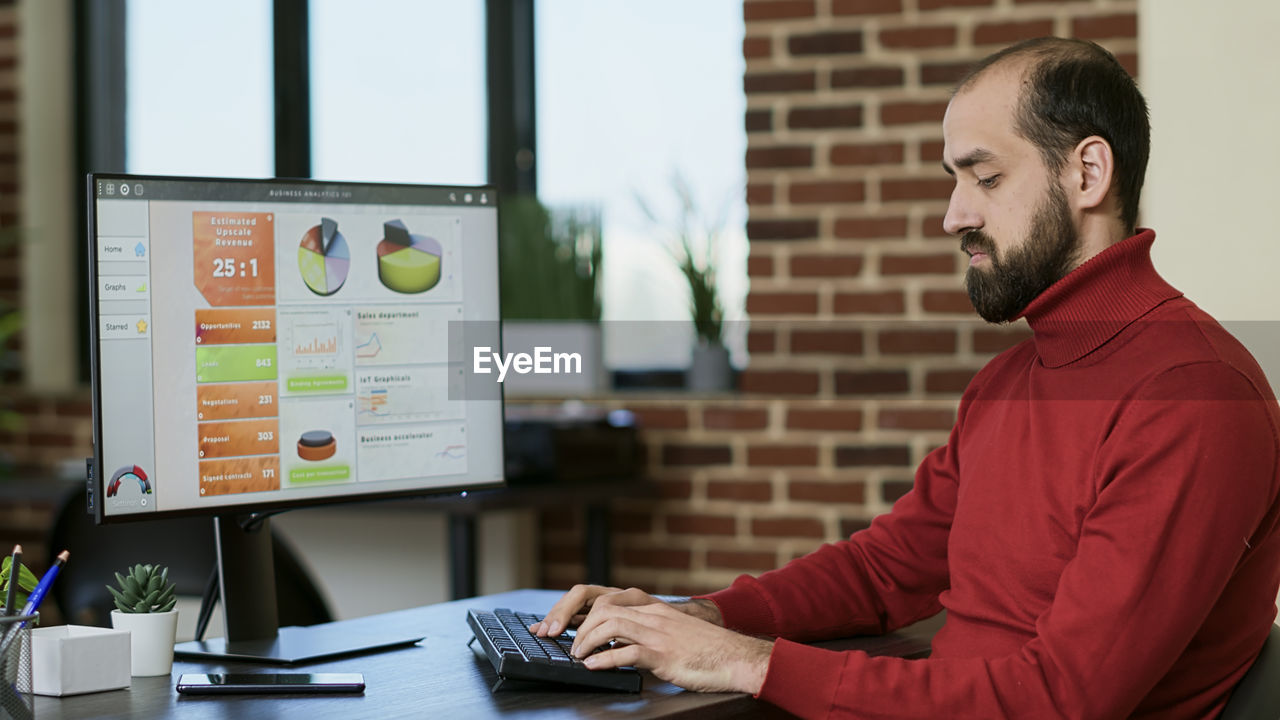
left=687, top=342, right=733, bottom=392
left=110, top=609, right=178, bottom=677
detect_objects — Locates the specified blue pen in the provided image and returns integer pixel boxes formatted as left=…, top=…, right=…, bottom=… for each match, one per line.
left=19, top=550, right=69, bottom=620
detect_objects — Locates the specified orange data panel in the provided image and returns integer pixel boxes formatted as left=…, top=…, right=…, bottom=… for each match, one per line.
left=197, top=418, right=280, bottom=459
left=192, top=211, right=276, bottom=307
left=198, top=456, right=281, bottom=496
left=195, top=308, right=277, bottom=345
left=196, top=381, right=279, bottom=422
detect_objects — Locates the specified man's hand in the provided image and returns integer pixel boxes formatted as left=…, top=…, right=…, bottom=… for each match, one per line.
left=572, top=602, right=772, bottom=694
left=531, top=584, right=723, bottom=638
left=529, top=584, right=625, bottom=638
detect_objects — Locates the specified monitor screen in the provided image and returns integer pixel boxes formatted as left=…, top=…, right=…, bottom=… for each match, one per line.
left=88, top=174, right=504, bottom=523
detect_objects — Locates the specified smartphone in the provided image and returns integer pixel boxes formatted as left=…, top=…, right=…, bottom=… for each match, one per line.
left=175, top=673, right=366, bottom=695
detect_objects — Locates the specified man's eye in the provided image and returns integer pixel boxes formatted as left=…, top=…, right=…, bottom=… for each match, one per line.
left=978, top=175, right=999, bottom=189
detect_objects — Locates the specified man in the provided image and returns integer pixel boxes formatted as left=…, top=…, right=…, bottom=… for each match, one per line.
left=532, top=37, right=1280, bottom=718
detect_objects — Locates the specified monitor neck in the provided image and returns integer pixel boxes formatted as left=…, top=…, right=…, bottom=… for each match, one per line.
left=214, top=515, right=279, bottom=642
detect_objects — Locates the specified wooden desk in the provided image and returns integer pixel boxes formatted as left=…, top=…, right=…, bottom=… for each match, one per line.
left=34, top=589, right=941, bottom=719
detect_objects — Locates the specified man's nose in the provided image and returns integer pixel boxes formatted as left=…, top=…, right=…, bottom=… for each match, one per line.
left=942, top=186, right=981, bottom=236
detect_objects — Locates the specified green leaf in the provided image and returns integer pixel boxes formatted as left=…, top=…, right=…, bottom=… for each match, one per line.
left=158, top=596, right=176, bottom=613
left=106, top=586, right=126, bottom=604
left=16, top=563, right=38, bottom=591
left=114, top=598, right=132, bottom=613
left=132, top=599, right=148, bottom=613
left=1, top=558, right=40, bottom=612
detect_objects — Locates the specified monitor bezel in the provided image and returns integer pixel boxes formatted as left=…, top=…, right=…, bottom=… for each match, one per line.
left=87, top=172, right=506, bottom=525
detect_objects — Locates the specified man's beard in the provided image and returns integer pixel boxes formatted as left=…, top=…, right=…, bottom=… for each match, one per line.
left=963, top=183, right=1081, bottom=324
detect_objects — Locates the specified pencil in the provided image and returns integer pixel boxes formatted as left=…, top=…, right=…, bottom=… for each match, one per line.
left=2, top=545, right=19, bottom=617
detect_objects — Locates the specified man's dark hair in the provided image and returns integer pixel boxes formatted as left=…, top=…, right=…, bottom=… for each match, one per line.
left=955, top=37, right=1150, bottom=233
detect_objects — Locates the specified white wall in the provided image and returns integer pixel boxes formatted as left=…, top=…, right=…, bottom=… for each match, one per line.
left=1140, top=0, right=1280, bottom=613
left=1141, top=0, right=1280, bottom=388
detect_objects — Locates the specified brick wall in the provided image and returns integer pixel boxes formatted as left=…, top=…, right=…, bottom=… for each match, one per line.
left=539, top=0, right=1139, bottom=595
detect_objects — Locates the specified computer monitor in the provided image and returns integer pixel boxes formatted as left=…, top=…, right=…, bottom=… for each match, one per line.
left=87, top=174, right=504, bottom=662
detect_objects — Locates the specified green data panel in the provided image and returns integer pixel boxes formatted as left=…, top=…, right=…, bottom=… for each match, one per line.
left=196, top=345, right=278, bottom=383
left=286, top=374, right=349, bottom=393
left=289, top=465, right=351, bottom=484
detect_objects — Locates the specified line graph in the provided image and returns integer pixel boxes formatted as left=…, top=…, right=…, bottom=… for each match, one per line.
left=435, top=444, right=467, bottom=460
left=356, top=332, right=383, bottom=359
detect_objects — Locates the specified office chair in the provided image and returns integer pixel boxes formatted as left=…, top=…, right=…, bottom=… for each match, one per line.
left=48, top=488, right=332, bottom=631
left=1220, top=623, right=1280, bottom=720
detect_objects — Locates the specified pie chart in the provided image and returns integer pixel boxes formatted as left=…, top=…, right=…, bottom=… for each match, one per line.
left=298, top=217, right=350, bottom=296
left=377, top=219, right=441, bottom=294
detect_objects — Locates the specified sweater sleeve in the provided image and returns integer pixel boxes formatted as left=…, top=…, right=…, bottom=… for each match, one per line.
left=702, top=393, right=969, bottom=641
left=754, top=362, right=1280, bottom=719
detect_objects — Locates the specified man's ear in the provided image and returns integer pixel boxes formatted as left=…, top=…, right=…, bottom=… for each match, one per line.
left=1070, top=135, right=1115, bottom=211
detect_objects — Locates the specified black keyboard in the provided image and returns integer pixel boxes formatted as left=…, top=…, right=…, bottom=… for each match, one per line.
left=466, top=608, right=642, bottom=692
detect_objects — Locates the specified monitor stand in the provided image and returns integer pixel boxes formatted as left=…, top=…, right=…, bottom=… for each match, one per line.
left=173, top=515, right=425, bottom=664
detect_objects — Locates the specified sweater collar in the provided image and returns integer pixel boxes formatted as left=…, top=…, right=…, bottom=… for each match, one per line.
left=1016, top=229, right=1182, bottom=368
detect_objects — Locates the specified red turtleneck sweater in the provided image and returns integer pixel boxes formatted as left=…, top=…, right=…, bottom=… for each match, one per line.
left=705, top=230, right=1280, bottom=719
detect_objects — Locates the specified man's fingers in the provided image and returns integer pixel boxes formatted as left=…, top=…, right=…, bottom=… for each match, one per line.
left=582, top=642, right=646, bottom=671
left=533, top=584, right=619, bottom=637
left=570, top=608, right=606, bottom=654
left=567, top=588, right=664, bottom=648
left=571, top=604, right=632, bottom=655
left=572, top=610, right=658, bottom=659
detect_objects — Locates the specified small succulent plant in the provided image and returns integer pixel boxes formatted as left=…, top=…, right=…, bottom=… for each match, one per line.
left=107, top=564, right=177, bottom=613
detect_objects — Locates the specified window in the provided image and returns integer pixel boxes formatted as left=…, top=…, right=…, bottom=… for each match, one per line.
left=309, top=0, right=486, bottom=184
left=535, top=0, right=748, bottom=369
left=126, top=0, right=273, bottom=176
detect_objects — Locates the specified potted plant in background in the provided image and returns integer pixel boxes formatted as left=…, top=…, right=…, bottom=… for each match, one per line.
left=637, top=173, right=732, bottom=392
left=498, top=195, right=606, bottom=396
left=107, top=564, right=178, bottom=676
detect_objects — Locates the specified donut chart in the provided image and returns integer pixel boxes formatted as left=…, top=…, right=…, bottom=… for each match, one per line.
left=298, top=218, right=350, bottom=296
left=107, top=465, right=152, bottom=497
left=377, top=219, right=441, bottom=294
